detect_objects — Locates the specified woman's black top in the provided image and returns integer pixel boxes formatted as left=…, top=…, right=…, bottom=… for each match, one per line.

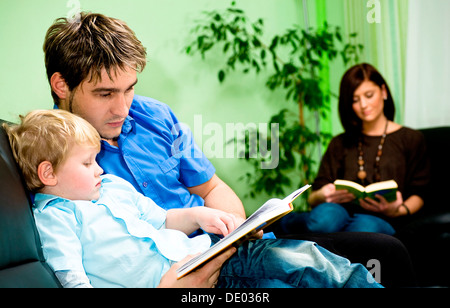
left=312, top=126, right=430, bottom=219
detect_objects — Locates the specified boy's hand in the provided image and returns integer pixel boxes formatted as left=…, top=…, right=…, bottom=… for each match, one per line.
left=195, top=207, right=238, bottom=236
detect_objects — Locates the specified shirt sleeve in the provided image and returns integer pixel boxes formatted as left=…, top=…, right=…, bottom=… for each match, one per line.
left=132, top=185, right=168, bottom=229
left=131, top=96, right=216, bottom=188
left=55, top=271, right=93, bottom=288
left=165, top=108, right=216, bottom=187
left=105, top=174, right=168, bottom=229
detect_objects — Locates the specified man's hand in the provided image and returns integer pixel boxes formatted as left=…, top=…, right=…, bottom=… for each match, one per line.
left=157, top=247, right=237, bottom=288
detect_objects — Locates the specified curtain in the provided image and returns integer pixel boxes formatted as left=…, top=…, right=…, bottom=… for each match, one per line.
left=404, top=0, right=450, bottom=128
left=341, top=0, right=409, bottom=125
left=302, top=0, right=410, bottom=135
left=314, top=0, right=450, bottom=130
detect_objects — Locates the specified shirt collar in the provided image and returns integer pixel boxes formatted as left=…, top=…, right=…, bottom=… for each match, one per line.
left=100, top=116, right=135, bottom=150
left=33, top=176, right=113, bottom=212
left=33, top=193, right=64, bottom=212
left=122, top=115, right=135, bottom=135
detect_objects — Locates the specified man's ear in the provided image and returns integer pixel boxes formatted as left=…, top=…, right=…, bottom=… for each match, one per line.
left=50, top=72, right=69, bottom=101
left=37, top=161, right=58, bottom=186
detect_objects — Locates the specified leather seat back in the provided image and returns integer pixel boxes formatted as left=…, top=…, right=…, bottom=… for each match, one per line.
left=0, top=121, right=60, bottom=287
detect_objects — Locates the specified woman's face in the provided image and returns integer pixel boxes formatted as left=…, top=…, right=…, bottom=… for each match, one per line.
left=352, top=80, right=387, bottom=124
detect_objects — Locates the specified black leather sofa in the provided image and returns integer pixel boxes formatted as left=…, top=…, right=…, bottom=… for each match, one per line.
left=394, top=126, right=450, bottom=287
left=0, top=118, right=449, bottom=287
left=0, top=120, right=61, bottom=287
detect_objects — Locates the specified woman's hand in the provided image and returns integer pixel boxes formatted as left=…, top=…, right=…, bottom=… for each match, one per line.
left=157, top=247, right=237, bottom=288
left=359, top=191, right=403, bottom=217
left=308, top=183, right=356, bottom=207
left=322, top=183, right=356, bottom=204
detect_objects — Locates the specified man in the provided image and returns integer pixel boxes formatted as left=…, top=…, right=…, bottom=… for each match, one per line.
left=42, top=12, right=415, bottom=287
left=44, top=13, right=246, bottom=224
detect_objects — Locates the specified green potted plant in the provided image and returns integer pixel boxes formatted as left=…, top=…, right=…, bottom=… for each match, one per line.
left=185, top=1, right=363, bottom=210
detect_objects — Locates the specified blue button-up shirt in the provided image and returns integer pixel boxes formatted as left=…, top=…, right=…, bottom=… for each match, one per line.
left=33, top=174, right=211, bottom=288
left=96, top=95, right=216, bottom=211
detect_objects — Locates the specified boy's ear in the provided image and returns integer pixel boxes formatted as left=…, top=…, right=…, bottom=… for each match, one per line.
left=37, top=161, right=58, bottom=186
left=50, top=72, right=69, bottom=101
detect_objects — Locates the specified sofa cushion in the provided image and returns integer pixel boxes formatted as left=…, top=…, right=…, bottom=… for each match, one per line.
left=419, top=127, right=450, bottom=215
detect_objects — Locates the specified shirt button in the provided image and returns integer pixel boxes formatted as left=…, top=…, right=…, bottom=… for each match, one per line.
left=142, top=182, right=148, bottom=188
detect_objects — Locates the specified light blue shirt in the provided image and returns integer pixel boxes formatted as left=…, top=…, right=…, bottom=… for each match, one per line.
left=33, top=174, right=211, bottom=288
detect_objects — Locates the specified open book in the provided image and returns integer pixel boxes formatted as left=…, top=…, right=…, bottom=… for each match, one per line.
left=334, top=179, right=398, bottom=202
left=176, top=184, right=311, bottom=279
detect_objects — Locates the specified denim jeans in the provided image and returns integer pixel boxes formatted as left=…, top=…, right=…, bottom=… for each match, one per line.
left=211, top=235, right=383, bottom=288
left=280, top=203, right=395, bottom=236
left=309, top=203, right=395, bottom=235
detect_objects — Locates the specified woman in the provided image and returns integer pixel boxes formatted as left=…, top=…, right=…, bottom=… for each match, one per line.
left=286, top=63, right=430, bottom=235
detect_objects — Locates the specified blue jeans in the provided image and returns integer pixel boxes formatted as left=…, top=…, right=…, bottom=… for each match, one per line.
left=211, top=235, right=383, bottom=288
left=285, top=203, right=395, bottom=235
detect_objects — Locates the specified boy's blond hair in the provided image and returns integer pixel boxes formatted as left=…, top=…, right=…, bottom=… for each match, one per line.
left=3, top=109, right=101, bottom=192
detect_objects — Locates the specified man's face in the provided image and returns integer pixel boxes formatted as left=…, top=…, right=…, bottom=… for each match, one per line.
left=62, top=67, right=138, bottom=142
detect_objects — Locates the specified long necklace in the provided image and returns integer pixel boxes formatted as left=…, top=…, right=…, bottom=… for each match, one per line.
left=357, top=120, right=389, bottom=183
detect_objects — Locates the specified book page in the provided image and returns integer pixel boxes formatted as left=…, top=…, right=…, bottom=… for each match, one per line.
left=334, top=179, right=365, bottom=192
left=365, top=180, right=398, bottom=193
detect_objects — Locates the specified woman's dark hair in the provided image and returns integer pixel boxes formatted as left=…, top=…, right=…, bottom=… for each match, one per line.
left=338, top=63, right=395, bottom=143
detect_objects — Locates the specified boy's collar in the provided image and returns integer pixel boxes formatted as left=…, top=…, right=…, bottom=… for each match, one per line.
left=33, top=176, right=113, bottom=212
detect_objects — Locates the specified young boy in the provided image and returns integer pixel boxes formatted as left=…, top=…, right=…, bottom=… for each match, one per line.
left=4, top=109, right=382, bottom=288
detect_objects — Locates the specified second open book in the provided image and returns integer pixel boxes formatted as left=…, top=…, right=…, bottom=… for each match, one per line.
left=334, top=179, right=398, bottom=202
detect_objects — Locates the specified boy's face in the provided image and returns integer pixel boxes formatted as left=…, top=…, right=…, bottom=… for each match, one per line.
left=61, top=67, right=138, bottom=143
left=53, top=143, right=104, bottom=201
